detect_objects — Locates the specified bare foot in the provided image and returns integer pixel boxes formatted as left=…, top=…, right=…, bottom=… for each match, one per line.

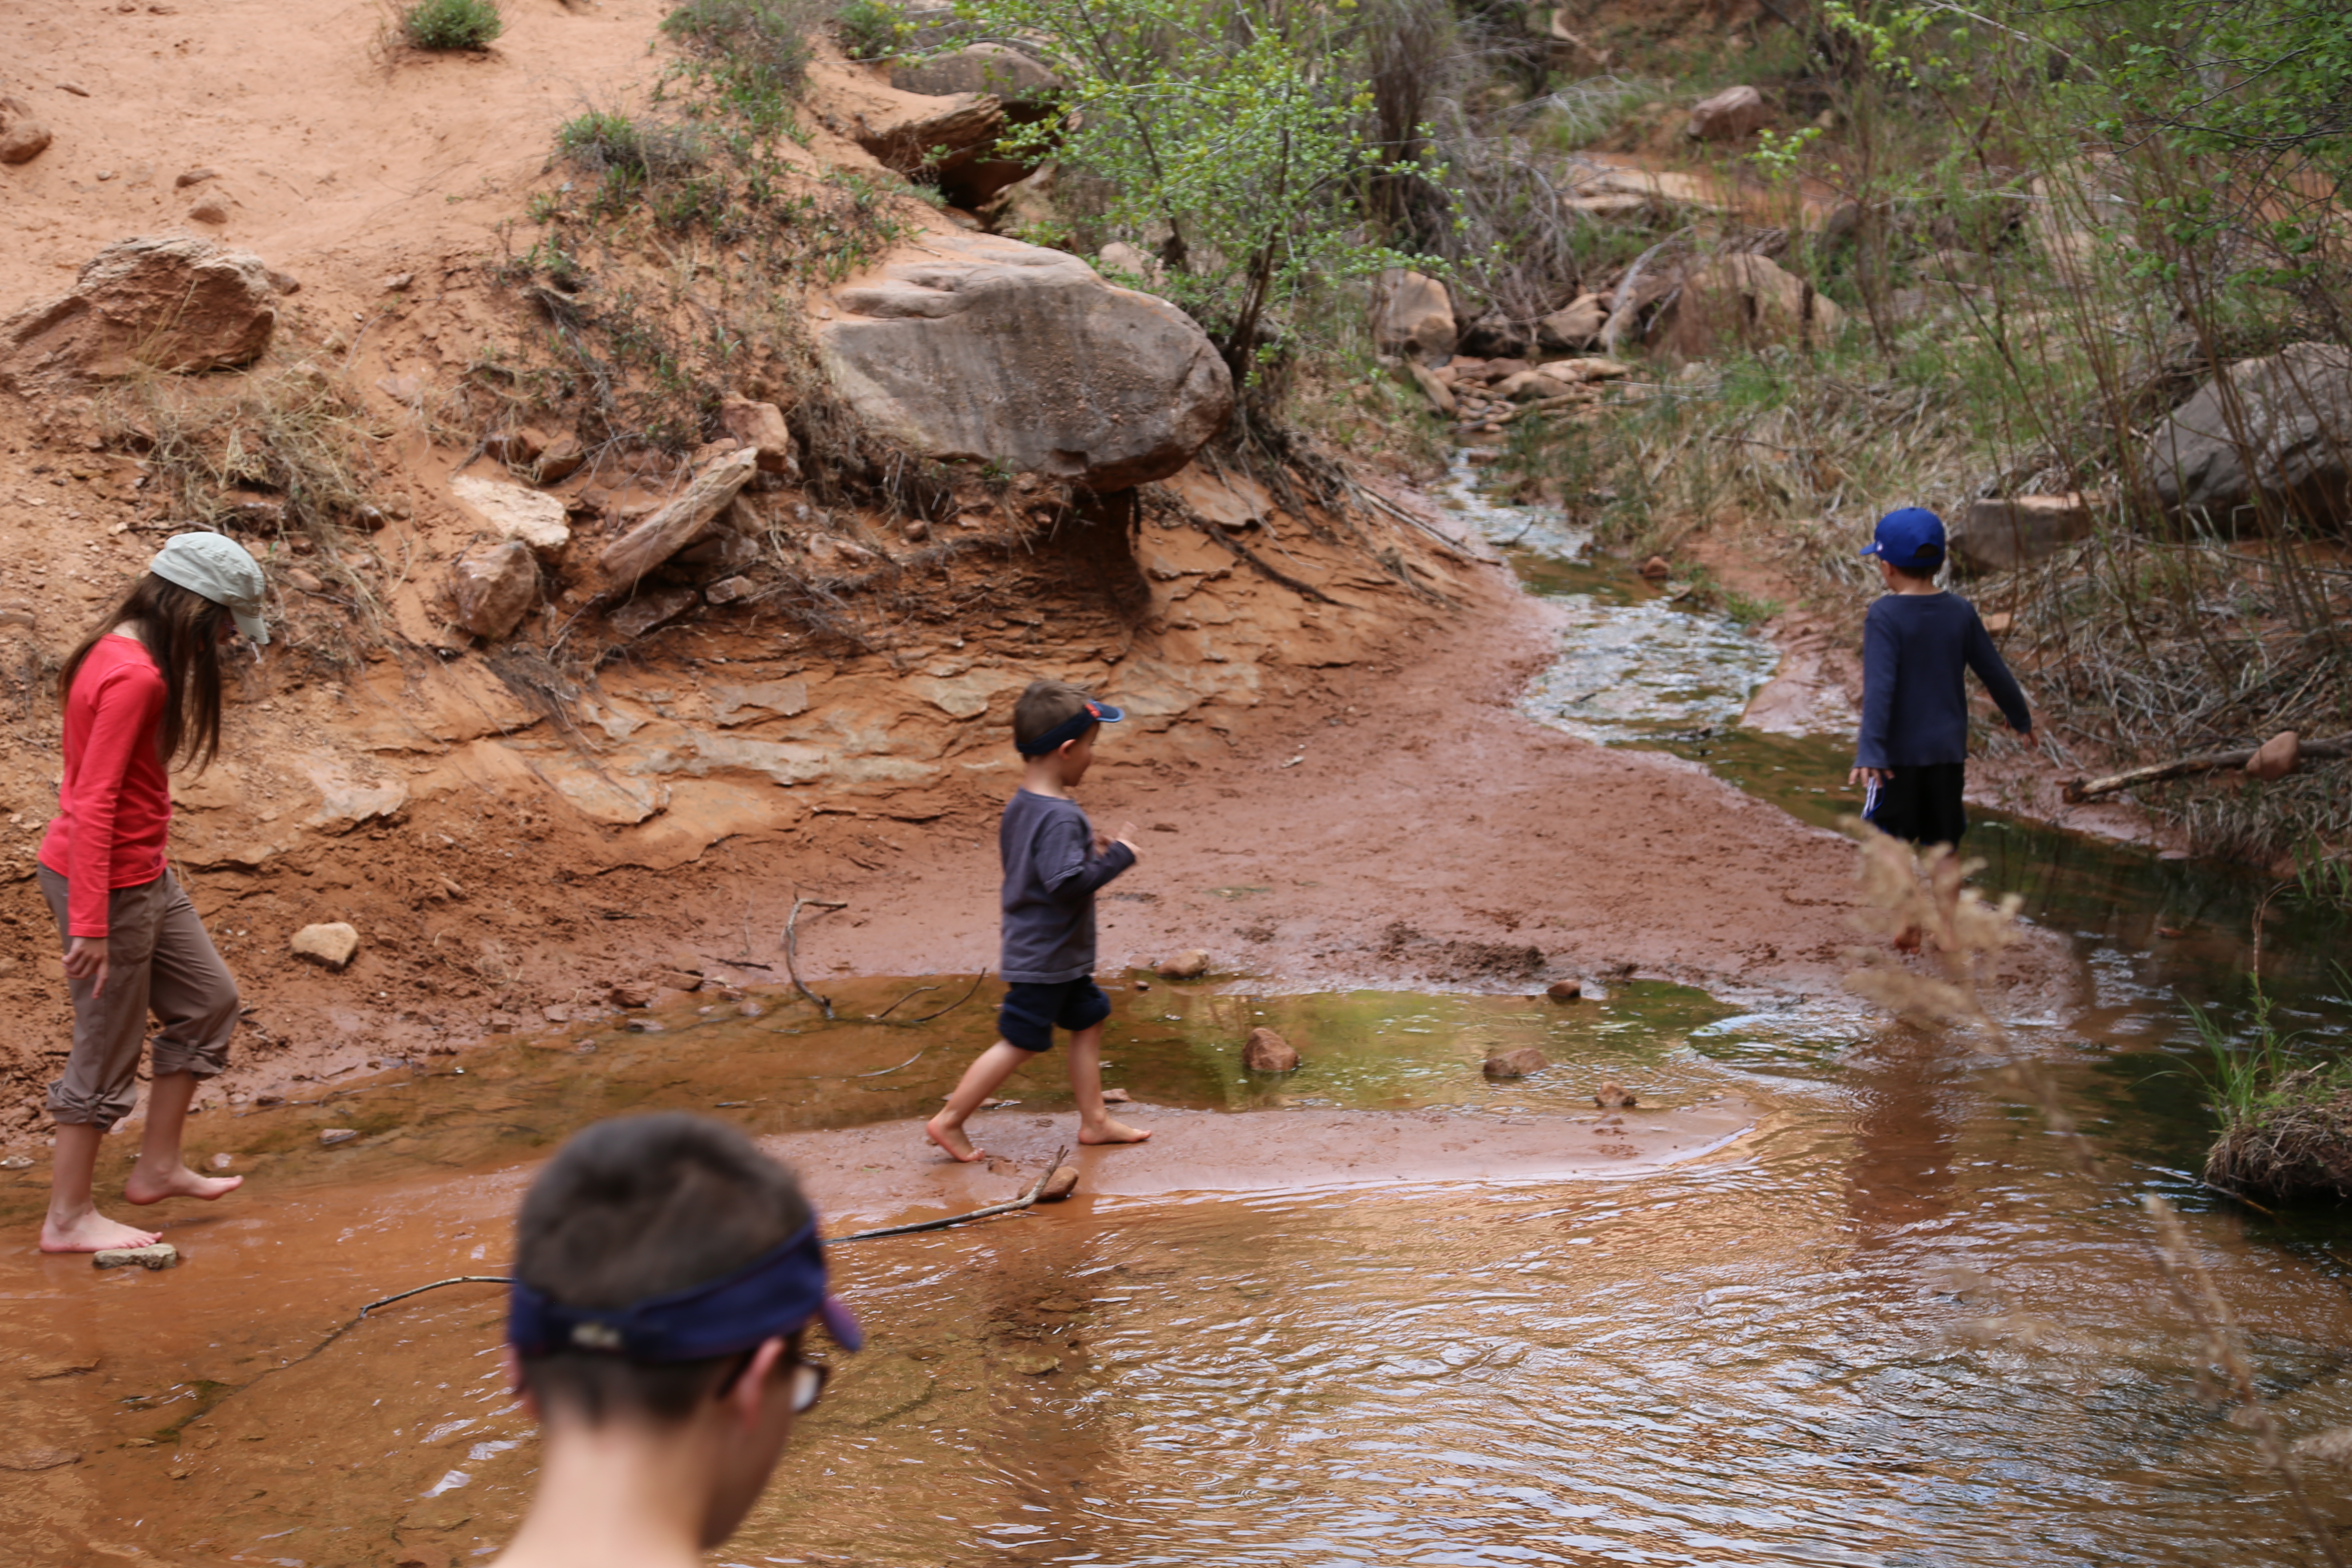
left=40, top=1210, right=161, bottom=1254
left=1078, top=1118, right=1153, bottom=1146
left=925, top=1115, right=988, bottom=1164
left=124, top=1166, right=244, bottom=1206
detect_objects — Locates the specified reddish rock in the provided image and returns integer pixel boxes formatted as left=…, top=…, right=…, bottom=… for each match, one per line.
left=2247, top=730, right=2300, bottom=781
left=1687, top=84, right=1770, bottom=142
left=719, top=396, right=797, bottom=475
left=1546, top=979, right=1583, bottom=1002
left=1638, top=556, right=1672, bottom=580
left=1037, top=1164, right=1081, bottom=1201
left=609, top=982, right=656, bottom=1008
left=0, top=119, right=53, bottom=166
left=318, top=1128, right=359, bottom=1147
left=1101, top=1087, right=1132, bottom=1104
left=533, top=434, right=588, bottom=484
left=187, top=198, right=229, bottom=225
left=448, top=539, right=537, bottom=640
left=1242, top=1027, right=1299, bottom=1073
left=484, top=428, right=544, bottom=466
left=1483, top=1046, right=1550, bottom=1078
left=1593, top=1081, right=1638, bottom=1109
left=0, top=236, right=277, bottom=394
left=1157, top=949, right=1209, bottom=980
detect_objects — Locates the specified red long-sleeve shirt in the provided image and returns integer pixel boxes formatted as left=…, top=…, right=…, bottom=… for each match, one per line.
left=37, top=635, right=172, bottom=938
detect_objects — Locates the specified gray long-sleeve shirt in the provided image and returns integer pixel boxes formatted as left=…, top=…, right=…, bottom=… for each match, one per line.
left=1856, top=591, right=2032, bottom=769
left=999, top=790, right=1135, bottom=984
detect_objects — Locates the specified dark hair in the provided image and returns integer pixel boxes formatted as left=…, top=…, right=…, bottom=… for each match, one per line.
left=514, top=1113, right=813, bottom=1424
left=58, top=573, right=229, bottom=772
left=1887, top=554, right=1943, bottom=583
left=1013, top=679, right=1097, bottom=751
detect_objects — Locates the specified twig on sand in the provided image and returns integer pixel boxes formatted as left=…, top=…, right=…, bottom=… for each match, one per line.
left=360, top=1274, right=514, bottom=1317
left=878, top=969, right=990, bottom=1025
left=785, top=894, right=849, bottom=1018
left=830, top=1149, right=1068, bottom=1243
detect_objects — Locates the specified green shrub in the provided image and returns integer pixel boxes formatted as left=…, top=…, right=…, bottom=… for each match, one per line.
left=660, top=0, right=821, bottom=130
left=402, top=0, right=503, bottom=50
left=836, top=0, right=908, bottom=60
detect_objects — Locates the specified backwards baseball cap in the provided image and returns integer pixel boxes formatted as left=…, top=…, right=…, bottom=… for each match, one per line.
left=508, top=1217, right=862, bottom=1363
left=150, top=531, right=270, bottom=646
left=1016, top=698, right=1125, bottom=757
left=1860, top=508, right=1946, bottom=573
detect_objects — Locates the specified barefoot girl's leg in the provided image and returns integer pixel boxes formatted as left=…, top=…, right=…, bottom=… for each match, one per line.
left=1066, top=1024, right=1150, bottom=1146
left=43, top=1122, right=160, bottom=1254
left=123, top=876, right=242, bottom=1207
left=926, top=1041, right=1033, bottom=1164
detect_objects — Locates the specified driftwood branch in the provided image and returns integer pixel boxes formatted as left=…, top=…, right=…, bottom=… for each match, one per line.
left=829, top=1148, right=1068, bottom=1243
left=785, top=894, right=850, bottom=1018
left=2062, top=735, right=2352, bottom=802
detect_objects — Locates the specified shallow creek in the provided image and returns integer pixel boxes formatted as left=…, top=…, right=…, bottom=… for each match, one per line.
left=8, top=484, right=2352, bottom=1566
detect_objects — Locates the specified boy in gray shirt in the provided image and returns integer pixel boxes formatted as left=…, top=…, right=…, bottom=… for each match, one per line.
left=926, top=680, right=1153, bottom=1163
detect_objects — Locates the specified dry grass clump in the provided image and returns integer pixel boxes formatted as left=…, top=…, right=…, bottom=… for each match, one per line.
left=2204, top=1064, right=2352, bottom=1203
left=1840, top=820, right=2343, bottom=1567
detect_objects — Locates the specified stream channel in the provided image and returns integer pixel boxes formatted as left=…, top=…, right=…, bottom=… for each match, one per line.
left=6, top=466, right=2352, bottom=1567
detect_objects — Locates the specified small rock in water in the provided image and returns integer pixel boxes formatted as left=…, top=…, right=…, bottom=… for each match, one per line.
left=1038, top=1164, right=1081, bottom=1202
left=93, top=1243, right=179, bottom=1271
left=209, top=1153, right=232, bottom=1170
left=1484, top=1047, right=1549, bottom=1078
left=1638, top=555, right=1672, bottom=581
left=1242, top=1027, right=1299, bottom=1073
left=1005, top=1350, right=1061, bottom=1376
left=1544, top=979, right=1584, bottom=1003
left=1101, top=1087, right=1132, bottom=1104
left=1156, top=950, right=1209, bottom=980
left=0, top=1155, right=32, bottom=1171
left=290, top=922, right=361, bottom=970
left=318, top=1127, right=359, bottom=1147
left=609, top=982, right=655, bottom=1008
left=625, top=1019, right=665, bottom=1033
left=736, top=998, right=766, bottom=1018
left=1593, top=1081, right=1638, bottom=1109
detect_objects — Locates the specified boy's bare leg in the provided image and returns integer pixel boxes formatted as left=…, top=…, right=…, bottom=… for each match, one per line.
left=926, top=1042, right=1032, bottom=1163
left=40, top=1122, right=161, bottom=1253
left=1066, top=1024, right=1150, bottom=1145
left=125, top=1071, right=242, bottom=1205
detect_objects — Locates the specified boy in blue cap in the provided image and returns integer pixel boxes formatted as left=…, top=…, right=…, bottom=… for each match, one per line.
left=493, top=1113, right=861, bottom=1568
left=927, top=679, right=1152, bottom=1163
left=1849, top=508, right=2034, bottom=847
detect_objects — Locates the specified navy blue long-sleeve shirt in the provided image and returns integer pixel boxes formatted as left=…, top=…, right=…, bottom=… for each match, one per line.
left=999, top=790, right=1135, bottom=983
left=1856, top=591, right=2032, bottom=769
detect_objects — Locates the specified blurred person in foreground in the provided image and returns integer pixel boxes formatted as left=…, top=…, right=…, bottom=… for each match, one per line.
left=490, top=1112, right=861, bottom=1568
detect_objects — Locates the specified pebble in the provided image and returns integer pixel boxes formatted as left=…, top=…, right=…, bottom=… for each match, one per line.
left=1157, top=950, right=1209, bottom=980
left=1037, top=1164, right=1081, bottom=1202
left=1593, top=1081, right=1638, bottom=1109
left=92, top=1243, right=179, bottom=1271
left=1101, top=1087, right=1132, bottom=1104
left=290, top=922, right=360, bottom=970
left=318, top=1127, right=359, bottom=1146
left=1483, top=1046, right=1550, bottom=1078
left=208, top=1153, right=232, bottom=1170
left=1545, top=979, right=1583, bottom=1002
left=0, top=1155, right=32, bottom=1171
left=736, top=999, right=766, bottom=1018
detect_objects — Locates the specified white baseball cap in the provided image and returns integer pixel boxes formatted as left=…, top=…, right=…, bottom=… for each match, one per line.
left=150, top=531, right=270, bottom=646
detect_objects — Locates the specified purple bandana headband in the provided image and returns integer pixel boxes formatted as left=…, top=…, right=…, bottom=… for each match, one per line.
left=508, top=1219, right=863, bottom=1362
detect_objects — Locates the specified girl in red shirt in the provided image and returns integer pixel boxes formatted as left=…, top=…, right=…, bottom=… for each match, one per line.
left=37, top=532, right=268, bottom=1254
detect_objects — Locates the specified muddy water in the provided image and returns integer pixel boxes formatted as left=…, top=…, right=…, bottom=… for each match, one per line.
left=10, top=494, right=2352, bottom=1565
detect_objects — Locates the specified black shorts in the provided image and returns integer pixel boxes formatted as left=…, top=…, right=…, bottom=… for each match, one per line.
left=998, top=977, right=1113, bottom=1052
left=1867, top=762, right=1968, bottom=847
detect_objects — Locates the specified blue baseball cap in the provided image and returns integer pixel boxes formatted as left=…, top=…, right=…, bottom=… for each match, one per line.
left=1861, top=508, right=1946, bottom=572
left=1016, top=698, right=1125, bottom=757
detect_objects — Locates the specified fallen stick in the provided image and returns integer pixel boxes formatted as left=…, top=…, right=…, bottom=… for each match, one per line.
left=360, top=1274, right=514, bottom=1318
left=830, top=1148, right=1068, bottom=1243
left=2062, top=736, right=2352, bottom=802
left=784, top=894, right=849, bottom=1018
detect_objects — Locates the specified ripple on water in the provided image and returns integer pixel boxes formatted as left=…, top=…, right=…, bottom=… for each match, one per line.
left=1438, top=451, right=1779, bottom=744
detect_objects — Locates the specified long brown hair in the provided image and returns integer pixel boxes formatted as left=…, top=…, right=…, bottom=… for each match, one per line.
left=58, top=573, right=230, bottom=772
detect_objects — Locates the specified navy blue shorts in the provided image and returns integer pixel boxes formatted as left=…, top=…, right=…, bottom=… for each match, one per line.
left=998, top=978, right=1113, bottom=1052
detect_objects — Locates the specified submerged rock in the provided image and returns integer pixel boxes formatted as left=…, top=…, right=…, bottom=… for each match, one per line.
left=816, top=231, right=1231, bottom=491
left=1545, top=979, right=1583, bottom=1002
left=1242, top=1027, right=1299, bottom=1073
left=1483, top=1046, right=1550, bottom=1078
left=1593, top=1081, right=1638, bottom=1109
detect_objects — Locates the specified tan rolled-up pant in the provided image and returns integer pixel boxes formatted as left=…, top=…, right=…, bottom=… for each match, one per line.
left=37, top=866, right=239, bottom=1129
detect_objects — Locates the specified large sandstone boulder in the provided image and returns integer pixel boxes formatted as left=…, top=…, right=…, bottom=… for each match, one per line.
left=1372, top=269, right=1456, bottom=364
left=891, top=44, right=1058, bottom=101
left=1949, top=494, right=2095, bottom=574
left=817, top=232, right=1232, bottom=490
left=1687, top=85, right=1770, bottom=142
left=1537, top=294, right=1608, bottom=352
left=1656, top=252, right=1842, bottom=355
left=2146, top=343, right=2352, bottom=530
left=0, top=236, right=276, bottom=395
